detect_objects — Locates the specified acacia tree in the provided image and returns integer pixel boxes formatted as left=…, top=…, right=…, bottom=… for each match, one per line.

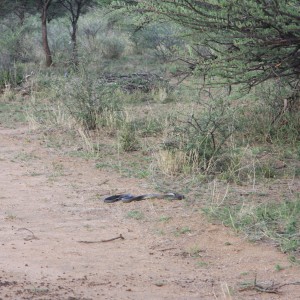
left=139, top=0, right=300, bottom=109
left=58, top=0, right=85, bottom=65
left=58, top=0, right=95, bottom=66
left=1, top=0, right=112, bottom=67
left=57, top=0, right=112, bottom=66
left=0, top=0, right=59, bottom=67
left=37, top=0, right=57, bottom=67
left=0, top=0, right=37, bottom=66
left=0, top=0, right=34, bottom=24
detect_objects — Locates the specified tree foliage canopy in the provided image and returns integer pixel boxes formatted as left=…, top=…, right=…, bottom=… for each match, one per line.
left=139, top=0, right=300, bottom=95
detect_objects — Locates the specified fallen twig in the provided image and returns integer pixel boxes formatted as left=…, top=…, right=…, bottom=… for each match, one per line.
left=78, top=234, right=124, bottom=244
left=157, top=247, right=177, bottom=252
left=18, top=228, right=39, bottom=241
left=99, top=179, right=109, bottom=186
left=239, top=274, right=300, bottom=294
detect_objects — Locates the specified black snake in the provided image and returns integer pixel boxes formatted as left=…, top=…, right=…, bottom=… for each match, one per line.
left=104, top=192, right=185, bottom=203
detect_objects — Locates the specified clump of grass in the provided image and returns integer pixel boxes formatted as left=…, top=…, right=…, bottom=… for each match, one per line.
left=132, top=117, right=165, bottom=137
left=174, top=226, right=191, bottom=236
left=119, top=123, right=140, bottom=152
left=203, top=197, right=300, bottom=254
left=14, top=151, right=38, bottom=162
left=195, top=261, right=208, bottom=268
left=0, top=101, right=27, bottom=127
left=100, top=35, right=126, bottom=60
left=188, top=245, right=203, bottom=258
left=126, top=210, right=144, bottom=220
left=155, top=149, right=196, bottom=176
left=5, top=213, right=17, bottom=221
left=158, top=215, right=172, bottom=222
left=274, top=264, right=285, bottom=272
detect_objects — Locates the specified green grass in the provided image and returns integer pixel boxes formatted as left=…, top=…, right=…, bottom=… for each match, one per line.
left=274, top=264, right=285, bottom=272
left=131, top=118, right=165, bottom=137
left=158, top=215, right=172, bottom=222
left=126, top=210, right=144, bottom=220
left=188, top=245, right=203, bottom=258
left=174, top=226, right=191, bottom=236
left=14, top=152, right=39, bottom=162
left=195, top=261, right=208, bottom=268
left=0, top=101, right=27, bottom=127
left=203, top=196, right=300, bottom=254
left=95, top=155, right=151, bottom=179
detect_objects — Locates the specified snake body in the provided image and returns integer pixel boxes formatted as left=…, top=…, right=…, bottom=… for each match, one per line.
left=104, top=192, right=184, bottom=203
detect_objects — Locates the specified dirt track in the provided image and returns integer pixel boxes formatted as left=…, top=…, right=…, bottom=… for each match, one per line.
left=1, top=125, right=300, bottom=299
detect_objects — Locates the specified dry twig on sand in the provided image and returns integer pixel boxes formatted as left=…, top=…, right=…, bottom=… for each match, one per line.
left=18, top=228, right=39, bottom=241
left=239, top=275, right=300, bottom=294
left=77, top=234, right=124, bottom=244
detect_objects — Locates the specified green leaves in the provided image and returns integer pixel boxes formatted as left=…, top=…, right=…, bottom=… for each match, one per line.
left=139, top=0, right=300, bottom=95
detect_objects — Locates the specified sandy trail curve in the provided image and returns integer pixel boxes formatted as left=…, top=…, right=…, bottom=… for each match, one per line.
left=0, top=126, right=299, bottom=299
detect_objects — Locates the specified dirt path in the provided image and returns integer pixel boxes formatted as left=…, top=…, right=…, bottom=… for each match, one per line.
left=0, top=125, right=300, bottom=299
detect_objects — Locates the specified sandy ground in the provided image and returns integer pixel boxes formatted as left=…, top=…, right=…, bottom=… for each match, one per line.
left=0, top=125, right=300, bottom=300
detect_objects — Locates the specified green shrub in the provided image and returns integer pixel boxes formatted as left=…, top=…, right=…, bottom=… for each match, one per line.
left=38, top=68, right=124, bottom=130
left=240, top=81, right=300, bottom=145
left=65, top=80, right=121, bottom=129
left=164, top=96, right=238, bottom=173
left=101, top=35, right=126, bottom=60
left=0, top=63, right=24, bottom=88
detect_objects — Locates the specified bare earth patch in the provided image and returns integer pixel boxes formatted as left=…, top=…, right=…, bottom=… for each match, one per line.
left=0, top=125, right=300, bottom=299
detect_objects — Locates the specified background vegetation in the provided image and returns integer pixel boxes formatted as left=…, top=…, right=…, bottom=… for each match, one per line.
left=0, top=0, right=299, bottom=257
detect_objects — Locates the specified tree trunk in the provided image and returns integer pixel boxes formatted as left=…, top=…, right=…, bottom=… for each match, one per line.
left=71, top=22, right=78, bottom=66
left=41, top=0, right=52, bottom=67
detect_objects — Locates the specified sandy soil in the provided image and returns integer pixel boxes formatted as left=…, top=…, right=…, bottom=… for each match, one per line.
left=0, top=125, right=300, bottom=300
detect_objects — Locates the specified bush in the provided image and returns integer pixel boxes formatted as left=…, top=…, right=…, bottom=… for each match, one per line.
left=151, top=78, right=300, bottom=179
left=0, top=21, right=26, bottom=87
left=240, top=81, right=300, bottom=145
left=162, top=94, right=238, bottom=174
left=52, top=69, right=123, bottom=130
left=101, top=35, right=126, bottom=60
left=0, top=63, right=24, bottom=88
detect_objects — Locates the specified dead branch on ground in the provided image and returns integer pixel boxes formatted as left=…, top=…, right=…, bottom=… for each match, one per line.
left=77, top=234, right=124, bottom=244
left=239, top=274, right=300, bottom=294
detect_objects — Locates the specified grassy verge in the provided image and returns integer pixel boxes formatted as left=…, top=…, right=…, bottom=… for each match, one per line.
left=0, top=100, right=27, bottom=127
left=203, top=195, right=300, bottom=255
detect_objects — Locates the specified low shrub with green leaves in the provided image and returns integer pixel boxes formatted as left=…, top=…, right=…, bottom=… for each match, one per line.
left=0, top=63, right=24, bottom=88
left=101, top=35, right=126, bottom=60
left=161, top=94, right=239, bottom=174
left=57, top=69, right=123, bottom=130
